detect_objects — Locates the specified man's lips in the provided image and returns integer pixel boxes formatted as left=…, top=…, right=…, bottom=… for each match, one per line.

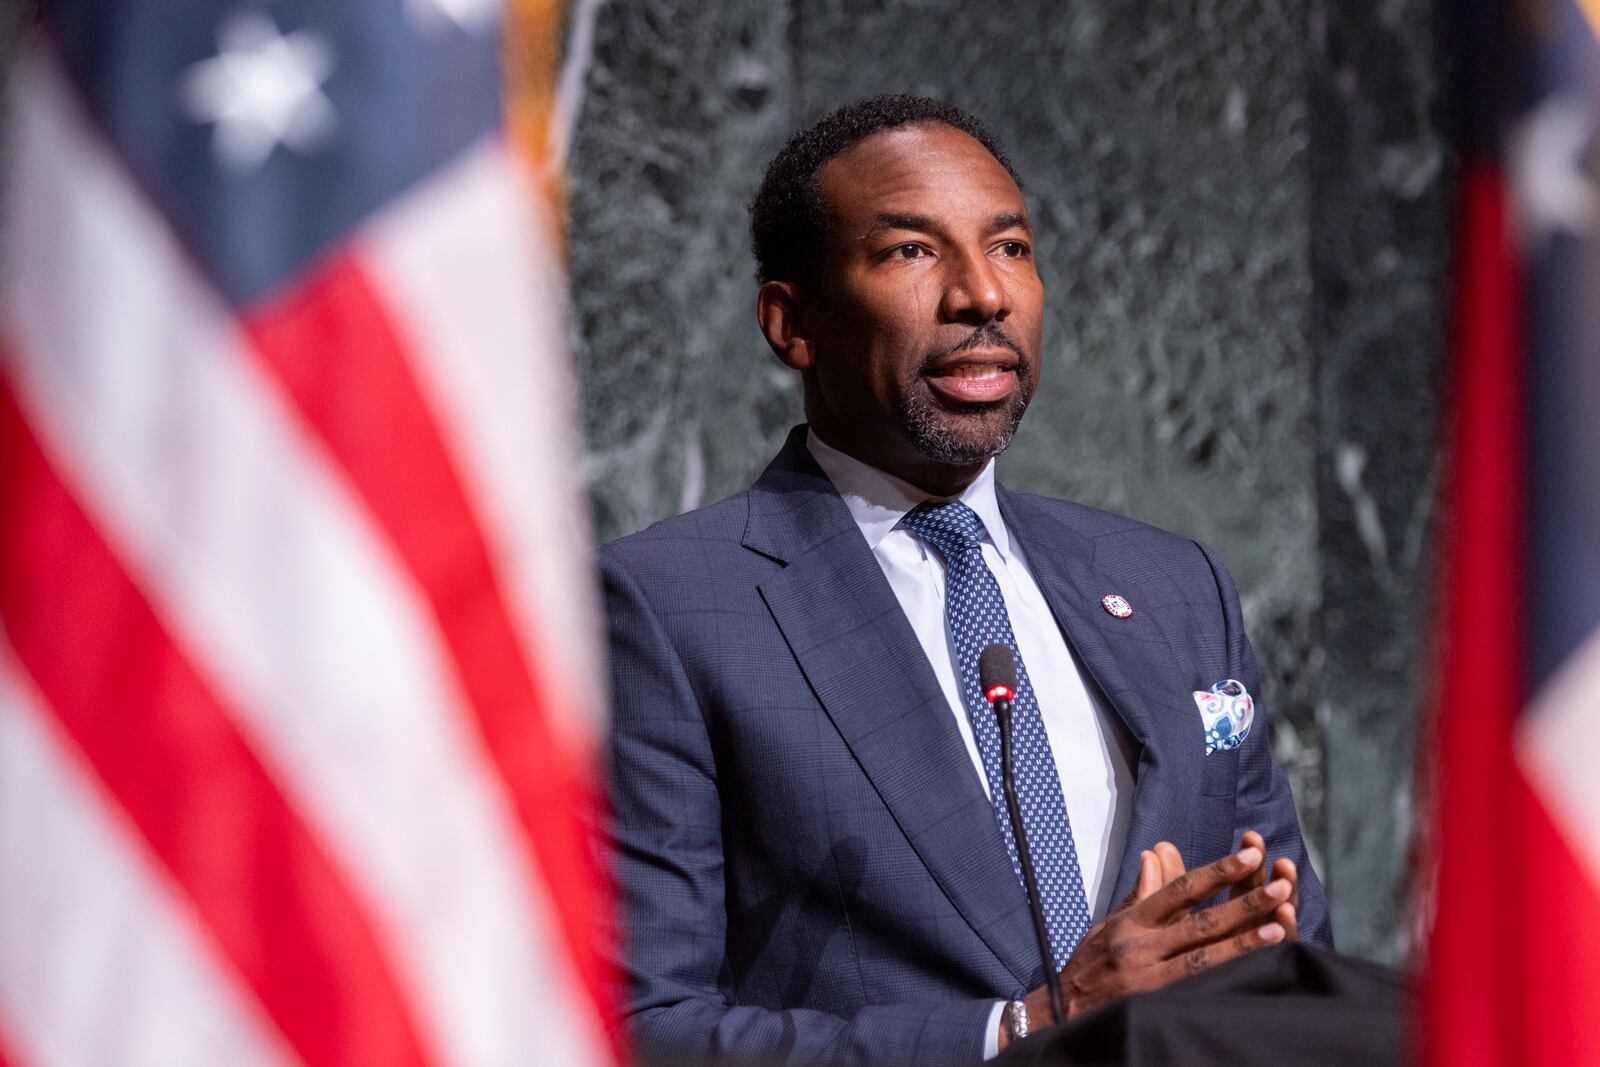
left=923, top=349, right=1020, bottom=404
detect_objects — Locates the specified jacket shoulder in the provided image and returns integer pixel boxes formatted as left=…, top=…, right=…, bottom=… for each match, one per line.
left=1006, top=490, right=1204, bottom=559
left=598, top=491, right=756, bottom=577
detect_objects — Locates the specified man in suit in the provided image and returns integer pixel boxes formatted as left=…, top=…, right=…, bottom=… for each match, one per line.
left=600, top=94, right=1330, bottom=1066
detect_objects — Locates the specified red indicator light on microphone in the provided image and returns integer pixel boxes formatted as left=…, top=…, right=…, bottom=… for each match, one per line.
left=985, top=684, right=1014, bottom=703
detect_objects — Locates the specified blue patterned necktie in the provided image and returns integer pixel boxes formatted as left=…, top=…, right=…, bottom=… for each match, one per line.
left=901, top=500, right=1090, bottom=967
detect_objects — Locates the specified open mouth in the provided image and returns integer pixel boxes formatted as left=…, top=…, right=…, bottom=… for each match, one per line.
left=924, top=352, right=1020, bottom=404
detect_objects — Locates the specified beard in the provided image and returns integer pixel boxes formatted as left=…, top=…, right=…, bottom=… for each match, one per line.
left=897, top=325, right=1036, bottom=465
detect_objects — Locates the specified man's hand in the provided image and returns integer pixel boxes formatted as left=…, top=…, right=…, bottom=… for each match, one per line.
left=997, top=843, right=1291, bottom=1049
left=1144, top=832, right=1300, bottom=940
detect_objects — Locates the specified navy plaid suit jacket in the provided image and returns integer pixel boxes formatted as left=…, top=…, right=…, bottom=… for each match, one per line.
left=600, top=426, right=1330, bottom=1066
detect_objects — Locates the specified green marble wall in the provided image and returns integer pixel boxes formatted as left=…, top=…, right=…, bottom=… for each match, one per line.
left=566, top=0, right=1449, bottom=964
left=1307, top=0, right=1449, bottom=961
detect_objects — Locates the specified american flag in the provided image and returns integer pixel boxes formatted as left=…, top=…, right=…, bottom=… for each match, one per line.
left=0, top=2, right=615, bottom=1066
left=1425, top=0, right=1600, bottom=1060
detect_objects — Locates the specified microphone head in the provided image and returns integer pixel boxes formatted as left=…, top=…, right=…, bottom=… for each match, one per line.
left=979, top=644, right=1018, bottom=703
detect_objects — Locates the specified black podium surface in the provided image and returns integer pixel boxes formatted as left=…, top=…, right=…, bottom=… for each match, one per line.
left=995, top=943, right=1409, bottom=1066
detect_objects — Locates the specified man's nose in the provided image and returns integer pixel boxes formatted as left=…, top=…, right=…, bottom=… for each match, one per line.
left=939, top=250, right=1008, bottom=324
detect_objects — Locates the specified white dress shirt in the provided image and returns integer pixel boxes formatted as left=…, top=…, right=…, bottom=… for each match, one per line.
left=806, top=431, right=1138, bottom=1055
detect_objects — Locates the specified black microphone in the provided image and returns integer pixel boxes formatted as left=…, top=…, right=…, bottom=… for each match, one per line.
left=979, top=643, right=1065, bottom=1026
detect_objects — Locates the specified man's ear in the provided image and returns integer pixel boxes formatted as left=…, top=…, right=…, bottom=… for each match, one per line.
left=757, top=280, right=815, bottom=371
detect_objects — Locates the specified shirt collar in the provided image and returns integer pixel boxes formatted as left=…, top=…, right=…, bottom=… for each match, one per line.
left=805, top=427, right=1014, bottom=562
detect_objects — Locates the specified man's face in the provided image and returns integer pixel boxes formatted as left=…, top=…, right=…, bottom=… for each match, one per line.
left=800, top=122, right=1044, bottom=491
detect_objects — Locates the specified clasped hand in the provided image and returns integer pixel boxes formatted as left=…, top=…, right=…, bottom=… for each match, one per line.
left=1000, top=830, right=1299, bottom=1049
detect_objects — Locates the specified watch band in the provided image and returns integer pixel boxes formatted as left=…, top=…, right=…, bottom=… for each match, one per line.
left=1006, top=999, right=1029, bottom=1043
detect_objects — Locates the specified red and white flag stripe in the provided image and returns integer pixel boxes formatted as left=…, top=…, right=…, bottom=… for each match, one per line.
left=1519, top=633, right=1600, bottom=888
left=0, top=37, right=614, bottom=1067
left=0, top=652, right=294, bottom=1067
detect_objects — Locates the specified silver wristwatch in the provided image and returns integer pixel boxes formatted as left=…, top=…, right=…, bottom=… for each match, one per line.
left=1005, top=999, right=1029, bottom=1043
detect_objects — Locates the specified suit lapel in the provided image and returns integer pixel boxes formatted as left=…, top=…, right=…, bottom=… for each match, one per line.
left=747, top=430, right=1043, bottom=987
left=996, top=488, right=1199, bottom=905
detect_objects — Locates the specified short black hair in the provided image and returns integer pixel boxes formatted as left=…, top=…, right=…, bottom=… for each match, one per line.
left=749, top=94, right=1021, bottom=285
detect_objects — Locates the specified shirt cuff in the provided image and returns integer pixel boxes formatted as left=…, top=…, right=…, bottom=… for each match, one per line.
left=982, top=1000, right=1006, bottom=1060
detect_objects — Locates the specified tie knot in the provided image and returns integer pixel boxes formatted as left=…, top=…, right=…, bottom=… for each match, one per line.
left=902, top=500, right=987, bottom=558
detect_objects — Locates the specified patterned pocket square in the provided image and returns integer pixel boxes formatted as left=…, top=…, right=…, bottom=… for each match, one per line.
left=1194, top=678, right=1254, bottom=754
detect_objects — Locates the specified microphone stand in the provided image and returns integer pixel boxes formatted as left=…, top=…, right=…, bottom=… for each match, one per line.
left=994, top=690, right=1066, bottom=1025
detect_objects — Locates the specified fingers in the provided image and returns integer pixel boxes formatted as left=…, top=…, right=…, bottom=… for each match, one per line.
left=1276, top=900, right=1299, bottom=942
left=1273, top=856, right=1299, bottom=902
left=1147, top=842, right=1187, bottom=925
left=1153, top=841, right=1185, bottom=885
left=1112, top=850, right=1162, bottom=914
left=1056, top=848, right=1289, bottom=1018
left=1136, top=850, right=1161, bottom=900
left=1229, top=831, right=1268, bottom=900
left=1158, top=918, right=1286, bottom=985
left=1165, top=876, right=1291, bottom=951
left=1140, top=845, right=1264, bottom=921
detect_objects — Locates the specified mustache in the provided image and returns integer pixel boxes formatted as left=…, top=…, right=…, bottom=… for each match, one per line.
left=920, top=323, right=1027, bottom=372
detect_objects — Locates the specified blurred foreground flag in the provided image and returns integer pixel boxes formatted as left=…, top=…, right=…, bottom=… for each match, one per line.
left=1425, top=0, right=1600, bottom=1062
left=0, top=2, right=616, bottom=1066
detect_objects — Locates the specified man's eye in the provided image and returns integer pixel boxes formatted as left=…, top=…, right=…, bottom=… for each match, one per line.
left=997, top=241, right=1029, bottom=258
left=891, top=244, right=925, bottom=259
